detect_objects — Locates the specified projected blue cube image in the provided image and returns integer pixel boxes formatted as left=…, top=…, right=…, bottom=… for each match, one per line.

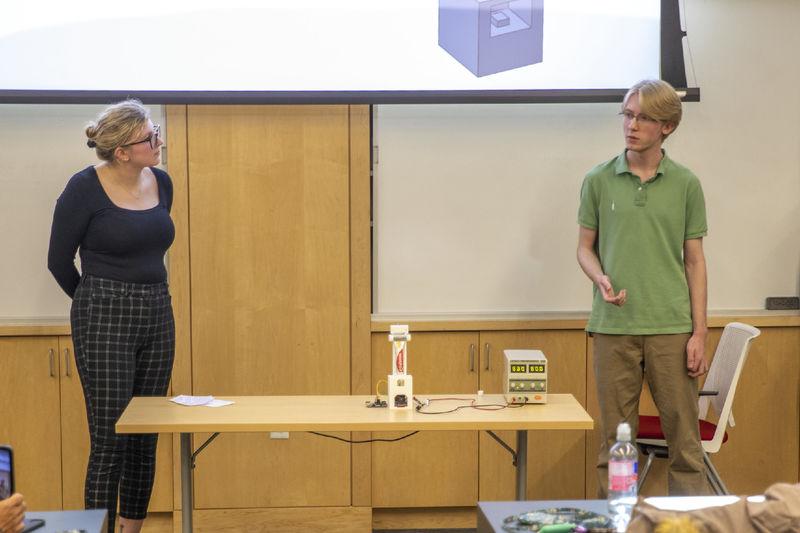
left=439, top=0, right=543, bottom=77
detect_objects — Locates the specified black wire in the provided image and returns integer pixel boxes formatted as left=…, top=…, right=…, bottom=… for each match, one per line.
left=414, top=404, right=470, bottom=415
left=308, top=431, right=419, bottom=444
left=415, top=399, right=526, bottom=415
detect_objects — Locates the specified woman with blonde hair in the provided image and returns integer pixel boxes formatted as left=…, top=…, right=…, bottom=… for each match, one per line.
left=48, top=100, right=174, bottom=533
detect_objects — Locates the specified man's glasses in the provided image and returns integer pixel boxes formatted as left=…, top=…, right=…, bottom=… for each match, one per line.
left=122, top=124, right=161, bottom=149
left=619, top=110, right=660, bottom=125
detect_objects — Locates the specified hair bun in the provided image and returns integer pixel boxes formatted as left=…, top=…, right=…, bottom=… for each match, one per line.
left=87, top=139, right=97, bottom=148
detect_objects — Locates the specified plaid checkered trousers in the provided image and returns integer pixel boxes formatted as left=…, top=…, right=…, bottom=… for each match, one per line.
left=71, top=274, right=175, bottom=532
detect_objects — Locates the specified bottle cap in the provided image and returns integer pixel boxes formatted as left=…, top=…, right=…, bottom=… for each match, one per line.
left=616, top=422, right=631, bottom=442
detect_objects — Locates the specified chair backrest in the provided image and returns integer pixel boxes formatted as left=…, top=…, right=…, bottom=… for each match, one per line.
left=698, top=322, right=760, bottom=453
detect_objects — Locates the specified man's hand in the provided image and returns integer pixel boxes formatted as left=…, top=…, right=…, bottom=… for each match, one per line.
left=686, top=331, right=709, bottom=377
left=0, top=493, right=26, bottom=533
left=597, top=275, right=627, bottom=306
left=578, top=227, right=626, bottom=307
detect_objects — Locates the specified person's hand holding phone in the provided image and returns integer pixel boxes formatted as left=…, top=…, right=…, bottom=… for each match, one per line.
left=0, top=492, right=26, bottom=533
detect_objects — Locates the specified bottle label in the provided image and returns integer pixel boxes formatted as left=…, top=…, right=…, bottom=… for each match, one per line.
left=609, top=460, right=638, bottom=491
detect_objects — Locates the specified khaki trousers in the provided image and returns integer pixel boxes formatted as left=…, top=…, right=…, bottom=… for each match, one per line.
left=593, top=333, right=711, bottom=497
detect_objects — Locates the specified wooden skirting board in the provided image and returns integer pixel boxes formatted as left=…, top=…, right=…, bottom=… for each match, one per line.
left=171, top=507, right=371, bottom=533
left=162, top=507, right=474, bottom=532
left=372, top=507, right=476, bottom=530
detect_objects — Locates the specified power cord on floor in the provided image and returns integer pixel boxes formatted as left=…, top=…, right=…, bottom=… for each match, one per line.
left=308, top=431, right=419, bottom=444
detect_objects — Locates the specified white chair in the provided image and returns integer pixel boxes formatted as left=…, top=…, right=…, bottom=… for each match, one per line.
left=636, top=322, right=761, bottom=495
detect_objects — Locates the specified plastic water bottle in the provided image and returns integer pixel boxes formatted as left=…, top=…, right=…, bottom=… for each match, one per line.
left=608, top=422, right=638, bottom=531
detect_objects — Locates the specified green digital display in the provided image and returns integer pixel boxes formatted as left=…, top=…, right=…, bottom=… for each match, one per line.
left=510, top=364, right=527, bottom=373
left=529, top=364, right=545, bottom=373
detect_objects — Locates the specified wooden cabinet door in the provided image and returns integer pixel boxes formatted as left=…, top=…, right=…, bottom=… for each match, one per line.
left=371, top=331, right=480, bottom=507
left=59, top=337, right=173, bottom=511
left=0, top=337, right=62, bottom=510
left=59, top=336, right=87, bottom=509
left=708, top=326, right=799, bottom=494
left=188, top=105, right=352, bottom=508
left=479, top=330, right=587, bottom=501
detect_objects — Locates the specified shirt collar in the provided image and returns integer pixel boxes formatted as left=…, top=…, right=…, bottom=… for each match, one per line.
left=615, top=149, right=671, bottom=179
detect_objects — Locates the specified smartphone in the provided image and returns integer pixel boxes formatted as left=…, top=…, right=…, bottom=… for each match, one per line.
left=0, top=445, right=45, bottom=533
left=0, top=445, right=12, bottom=498
left=23, top=518, right=46, bottom=532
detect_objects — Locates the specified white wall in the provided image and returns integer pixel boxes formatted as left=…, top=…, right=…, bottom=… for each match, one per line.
left=373, top=0, right=800, bottom=314
left=0, top=105, right=165, bottom=320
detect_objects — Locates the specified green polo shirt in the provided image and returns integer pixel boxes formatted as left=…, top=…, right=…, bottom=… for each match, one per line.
left=578, top=150, right=707, bottom=334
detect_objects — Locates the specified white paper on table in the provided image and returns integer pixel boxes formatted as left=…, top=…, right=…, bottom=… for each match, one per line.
left=206, top=399, right=234, bottom=407
left=170, top=395, right=214, bottom=406
left=644, top=495, right=741, bottom=511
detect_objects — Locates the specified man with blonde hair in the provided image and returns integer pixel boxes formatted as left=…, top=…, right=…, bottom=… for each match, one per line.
left=577, top=79, right=711, bottom=496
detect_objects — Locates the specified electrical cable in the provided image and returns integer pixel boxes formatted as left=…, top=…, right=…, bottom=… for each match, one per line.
left=308, top=431, right=419, bottom=444
left=412, top=396, right=525, bottom=415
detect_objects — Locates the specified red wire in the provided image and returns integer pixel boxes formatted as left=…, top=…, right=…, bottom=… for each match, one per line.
left=412, top=396, right=525, bottom=414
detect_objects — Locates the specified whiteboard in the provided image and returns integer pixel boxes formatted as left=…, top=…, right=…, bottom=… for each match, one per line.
left=372, top=0, right=800, bottom=314
left=0, top=104, right=165, bottom=321
left=373, top=103, right=619, bottom=313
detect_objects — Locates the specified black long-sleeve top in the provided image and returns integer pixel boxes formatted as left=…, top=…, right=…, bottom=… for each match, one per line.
left=47, top=166, right=175, bottom=298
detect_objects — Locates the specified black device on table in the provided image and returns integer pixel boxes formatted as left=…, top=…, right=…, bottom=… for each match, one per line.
left=0, top=445, right=45, bottom=532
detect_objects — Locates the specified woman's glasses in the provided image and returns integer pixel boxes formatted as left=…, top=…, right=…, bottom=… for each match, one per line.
left=122, top=124, right=161, bottom=149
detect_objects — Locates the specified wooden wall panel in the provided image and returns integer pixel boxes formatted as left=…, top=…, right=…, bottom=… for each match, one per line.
left=187, top=105, right=353, bottom=508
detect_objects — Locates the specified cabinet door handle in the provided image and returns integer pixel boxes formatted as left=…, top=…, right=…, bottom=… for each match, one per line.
left=64, top=348, right=71, bottom=377
left=48, top=348, right=55, bottom=378
left=469, top=344, right=475, bottom=372
left=485, top=343, right=491, bottom=371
